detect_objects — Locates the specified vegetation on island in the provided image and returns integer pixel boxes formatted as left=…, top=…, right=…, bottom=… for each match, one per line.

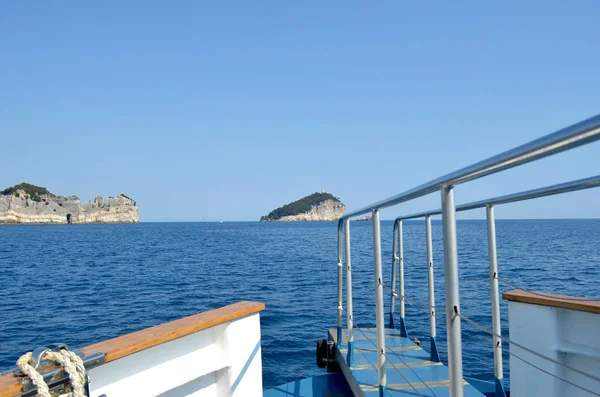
left=261, top=192, right=341, bottom=221
left=119, top=193, right=136, bottom=205
left=1, top=183, right=55, bottom=202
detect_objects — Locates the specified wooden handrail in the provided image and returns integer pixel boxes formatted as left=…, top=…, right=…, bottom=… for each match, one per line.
left=0, top=301, right=265, bottom=397
left=503, top=289, right=600, bottom=314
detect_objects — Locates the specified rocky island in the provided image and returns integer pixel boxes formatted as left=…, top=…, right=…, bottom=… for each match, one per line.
left=0, top=183, right=139, bottom=224
left=260, top=191, right=346, bottom=222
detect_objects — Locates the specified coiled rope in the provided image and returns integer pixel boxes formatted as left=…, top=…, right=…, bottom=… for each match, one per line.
left=16, top=349, right=86, bottom=397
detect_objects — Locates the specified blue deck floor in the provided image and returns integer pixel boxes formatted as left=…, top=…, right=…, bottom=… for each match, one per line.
left=263, top=372, right=353, bottom=397
left=330, top=328, right=486, bottom=397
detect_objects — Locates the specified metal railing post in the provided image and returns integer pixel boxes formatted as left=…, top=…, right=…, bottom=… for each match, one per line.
left=486, top=205, right=507, bottom=397
left=398, top=220, right=408, bottom=337
left=372, top=209, right=387, bottom=396
left=389, top=220, right=398, bottom=328
left=425, top=215, right=441, bottom=362
left=337, top=220, right=344, bottom=347
left=344, top=218, right=355, bottom=366
left=441, top=186, right=464, bottom=397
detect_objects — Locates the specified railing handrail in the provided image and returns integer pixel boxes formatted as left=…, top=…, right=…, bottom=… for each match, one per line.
left=342, top=114, right=600, bottom=219
left=338, top=114, right=600, bottom=397
left=394, top=175, right=600, bottom=221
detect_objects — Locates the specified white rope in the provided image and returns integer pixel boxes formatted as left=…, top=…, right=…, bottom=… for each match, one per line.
left=16, top=353, right=51, bottom=397
left=16, top=349, right=87, bottom=397
left=46, top=350, right=87, bottom=397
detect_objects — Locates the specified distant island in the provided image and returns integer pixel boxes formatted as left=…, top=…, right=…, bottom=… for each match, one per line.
left=0, top=183, right=139, bottom=224
left=260, top=191, right=346, bottom=222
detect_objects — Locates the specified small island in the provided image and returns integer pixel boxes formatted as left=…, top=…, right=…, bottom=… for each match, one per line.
left=0, top=183, right=139, bottom=224
left=260, top=191, right=346, bottom=222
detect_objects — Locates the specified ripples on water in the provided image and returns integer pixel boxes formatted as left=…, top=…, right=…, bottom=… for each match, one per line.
left=0, top=220, right=598, bottom=389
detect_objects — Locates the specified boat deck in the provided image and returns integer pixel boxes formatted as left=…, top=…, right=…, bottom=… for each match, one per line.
left=330, top=328, right=485, bottom=397
left=263, top=373, right=353, bottom=397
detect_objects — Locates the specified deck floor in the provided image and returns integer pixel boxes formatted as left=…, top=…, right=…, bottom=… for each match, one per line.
left=330, top=328, right=485, bottom=397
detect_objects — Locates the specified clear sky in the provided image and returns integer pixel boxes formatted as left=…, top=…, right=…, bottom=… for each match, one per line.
left=2, top=1, right=599, bottom=221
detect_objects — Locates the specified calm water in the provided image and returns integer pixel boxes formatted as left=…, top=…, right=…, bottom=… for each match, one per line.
left=1, top=220, right=599, bottom=389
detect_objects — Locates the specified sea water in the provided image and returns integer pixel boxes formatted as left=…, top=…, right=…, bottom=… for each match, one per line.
left=1, top=220, right=598, bottom=389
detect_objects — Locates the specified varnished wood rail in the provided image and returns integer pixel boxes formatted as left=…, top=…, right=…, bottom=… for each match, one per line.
left=503, top=289, right=600, bottom=314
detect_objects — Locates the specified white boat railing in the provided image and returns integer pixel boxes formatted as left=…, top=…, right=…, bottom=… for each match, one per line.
left=336, top=114, right=600, bottom=397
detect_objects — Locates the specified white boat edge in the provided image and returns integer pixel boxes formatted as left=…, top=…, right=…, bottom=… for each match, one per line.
left=0, top=301, right=266, bottom=397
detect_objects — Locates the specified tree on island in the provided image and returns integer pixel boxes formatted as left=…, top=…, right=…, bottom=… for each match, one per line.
left=1, top=183, right=55, bottom=202
left=261, top=192, right=342, bottom=221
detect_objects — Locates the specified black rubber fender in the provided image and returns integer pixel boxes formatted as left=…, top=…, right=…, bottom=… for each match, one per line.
left=316, top=339, right=328, bottom=368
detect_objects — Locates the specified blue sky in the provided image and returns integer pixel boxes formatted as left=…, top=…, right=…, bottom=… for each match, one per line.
left=1, top=1, right=599, bottom=221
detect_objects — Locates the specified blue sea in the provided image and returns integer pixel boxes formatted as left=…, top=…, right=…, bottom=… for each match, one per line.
left=1, top=220, right=599, bottom=389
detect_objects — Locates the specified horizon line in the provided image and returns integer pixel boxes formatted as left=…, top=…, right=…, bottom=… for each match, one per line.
left=138, top=217, right=600, bottom=223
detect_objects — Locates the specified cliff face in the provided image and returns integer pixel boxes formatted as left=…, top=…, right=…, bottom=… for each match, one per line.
left=0, top=189, right=139, bottom=224
left=274, top=199, right=346, bottom=221
left=261, top=192, right=346, bottom=222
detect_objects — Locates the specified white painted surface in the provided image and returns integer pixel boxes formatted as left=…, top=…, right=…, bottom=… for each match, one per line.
left=88, top=313, right=263, bottom=397
left=508, top=301, right=600, bottom=397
